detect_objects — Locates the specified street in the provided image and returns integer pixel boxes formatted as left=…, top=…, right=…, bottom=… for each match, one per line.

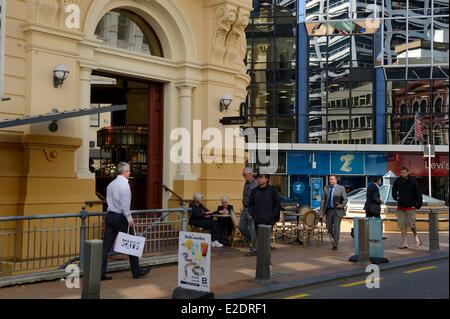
left=255, top=259, right=449, bottom=299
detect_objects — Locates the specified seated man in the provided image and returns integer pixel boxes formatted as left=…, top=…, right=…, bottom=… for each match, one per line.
left=214, top=196, right=235, bottom=246
left=189, top=192, right=224, bottom=248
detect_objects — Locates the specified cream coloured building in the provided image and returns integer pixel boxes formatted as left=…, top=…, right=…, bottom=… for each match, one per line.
left=0, top=0, right=252, bottom=217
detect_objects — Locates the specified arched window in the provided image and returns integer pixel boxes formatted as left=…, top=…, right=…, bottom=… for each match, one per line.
left=95, top=9, right=163, bottom=57
left=434, top=97, right=443, bottom=113
left=400, top=103, right=407, bottom=114
left=412, top=100, right=419, bottom=114
left=420, top=99, right=427, bottom=114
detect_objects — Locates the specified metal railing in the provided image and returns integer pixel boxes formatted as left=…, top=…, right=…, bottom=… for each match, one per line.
left=0, top=207, right=189, bottom=279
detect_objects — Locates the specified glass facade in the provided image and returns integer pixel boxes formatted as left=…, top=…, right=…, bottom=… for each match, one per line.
left=245, top=0, right=297, bottom=143
left=299, top=0, right=449, bottom=145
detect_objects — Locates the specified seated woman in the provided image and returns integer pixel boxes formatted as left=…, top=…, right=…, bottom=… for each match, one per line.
left=189, top=192, right=224, bottom=248
left=214, top=196, right=235, bottom=246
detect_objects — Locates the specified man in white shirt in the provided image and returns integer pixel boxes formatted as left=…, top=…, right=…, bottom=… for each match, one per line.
left=101, top=162, right=150, bottom=280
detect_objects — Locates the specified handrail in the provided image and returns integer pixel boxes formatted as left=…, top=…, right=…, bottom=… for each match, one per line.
left=162, top=184, right=187, bottom=205
left=0, top=208, right=188, bottom=222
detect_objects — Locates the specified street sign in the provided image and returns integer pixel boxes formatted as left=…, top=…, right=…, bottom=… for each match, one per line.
left=219, top=116, right=247, bottom=125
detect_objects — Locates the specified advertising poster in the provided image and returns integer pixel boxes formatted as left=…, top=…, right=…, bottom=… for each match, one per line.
left=177, top=231, right=211, bottom=292
left=310, top=178, right=323, bottom=209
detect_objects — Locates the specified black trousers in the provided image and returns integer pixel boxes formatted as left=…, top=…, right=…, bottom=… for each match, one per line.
left=102, top=212, right=140, bottom=277
left=190, top=219, right=223, bottom=242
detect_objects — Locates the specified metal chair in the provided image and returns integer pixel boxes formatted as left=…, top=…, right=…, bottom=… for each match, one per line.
left=298, top=207, right=321, bottom=246
left=274, top=209, right=297, bottom=240
left=314, top=209, right=333, bottom=245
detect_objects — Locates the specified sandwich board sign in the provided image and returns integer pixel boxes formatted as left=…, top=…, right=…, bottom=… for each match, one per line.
left=177, top=231, right=211, bottom=292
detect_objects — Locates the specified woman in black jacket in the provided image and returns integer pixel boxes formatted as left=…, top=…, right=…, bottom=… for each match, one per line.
left=189, top=192, right=224, bottom=248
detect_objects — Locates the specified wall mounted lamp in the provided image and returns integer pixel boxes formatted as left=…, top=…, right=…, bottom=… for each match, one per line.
left=220, top=95, right=233, bottom=112
left=53, top=64, right=70, bottom=88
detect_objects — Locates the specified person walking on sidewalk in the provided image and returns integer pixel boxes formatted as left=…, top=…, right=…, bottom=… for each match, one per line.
left=392, top=167, right=423, bottom=249
left=248, top=173, right=281, bottom=270
left=364, top=176, right=387, bottom=239
left=240, top=168, right=258, bottom=256
left=101, top=162, right=150, bottom=280
left=189, top=192, right=224, bottom=248
left=320, top=175, right=348, bottom=250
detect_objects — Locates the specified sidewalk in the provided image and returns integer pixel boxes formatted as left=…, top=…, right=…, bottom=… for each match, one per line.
left=0, top=232, right=447, bottom=299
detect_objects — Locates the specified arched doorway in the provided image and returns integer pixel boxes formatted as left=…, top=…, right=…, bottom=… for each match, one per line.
left=86, top=6, right=176, bottom=210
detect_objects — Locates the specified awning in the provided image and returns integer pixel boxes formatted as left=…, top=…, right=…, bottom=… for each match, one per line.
left=0, top=104, right=126, bottom=129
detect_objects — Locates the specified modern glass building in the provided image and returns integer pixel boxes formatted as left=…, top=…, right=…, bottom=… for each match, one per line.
left=297, top=0, right=449, bottom=145
left=246, top=0, right=297, bottom=143
left=246, top=0, right=449, bottom=205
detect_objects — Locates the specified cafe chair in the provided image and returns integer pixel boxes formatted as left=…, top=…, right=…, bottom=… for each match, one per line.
left=274, top=210, right=297, bottom=241
left=299, top=208, right=321, bottom=246
left=314, top=209, right=333, bottom=245
left=187, top=211, right=209, bottom=234
left=230, top=211, right=247, bottom=247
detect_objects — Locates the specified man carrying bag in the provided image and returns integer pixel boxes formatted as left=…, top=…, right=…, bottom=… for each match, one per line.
left=101, top=162, right=150, bottom=280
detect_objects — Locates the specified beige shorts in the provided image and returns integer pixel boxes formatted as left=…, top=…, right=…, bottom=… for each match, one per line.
left=397, top=210, right=416, bottom=230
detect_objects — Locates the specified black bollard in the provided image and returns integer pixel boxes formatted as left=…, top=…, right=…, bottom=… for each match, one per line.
left=255, top=225, right=272, bottom=284
left=429, top=209, right=440, bottom=251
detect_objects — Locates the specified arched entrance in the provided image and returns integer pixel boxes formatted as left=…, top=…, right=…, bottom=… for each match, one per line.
left=80, top=1, right=197, bottom=209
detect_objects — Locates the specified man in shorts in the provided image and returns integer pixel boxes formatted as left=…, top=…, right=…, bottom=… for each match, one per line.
left=392, top=167, right=423, bottom=249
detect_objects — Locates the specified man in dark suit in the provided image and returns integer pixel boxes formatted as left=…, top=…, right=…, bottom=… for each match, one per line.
left=364, top=176, right=383, bottom=217
left=320, top=175, right=348, bottom=250
left=364, top=176, right=386, bottom=239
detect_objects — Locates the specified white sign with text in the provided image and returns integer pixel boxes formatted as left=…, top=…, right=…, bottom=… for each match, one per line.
left=177, top=231, right=211, bottom=292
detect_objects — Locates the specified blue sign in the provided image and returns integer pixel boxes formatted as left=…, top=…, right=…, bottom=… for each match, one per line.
left=290, top=175, right=310, bottom=206
left=330, top=152, right=364, bottom=175
left=365, top=153, right=388, bottom=175
left=292, top=181, right=305, bottom=194
left=287, top=152, right=330, bottom=175
left=310, top=178, right=323, bottom=209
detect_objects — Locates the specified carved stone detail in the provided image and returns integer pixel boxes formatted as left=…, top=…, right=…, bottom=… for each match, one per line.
left=211, top=4, right=238, bottom=65
left=31, top=0, right=79, bottom=28
left=224, top=8, right=250, bottom=68
left=33, top=0, right=59, bottom=25
left=43, top=149, right=58, bottom=162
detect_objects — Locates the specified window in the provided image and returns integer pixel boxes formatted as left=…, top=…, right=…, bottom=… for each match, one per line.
left=95, top=9, right=163, bottom=57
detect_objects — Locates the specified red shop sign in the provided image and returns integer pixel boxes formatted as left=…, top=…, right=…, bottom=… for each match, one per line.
left=388, top=153, right=449, bottom=177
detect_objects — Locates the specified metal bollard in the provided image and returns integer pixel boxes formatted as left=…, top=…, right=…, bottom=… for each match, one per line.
left=358, top=218, right=370, bottom=263
left=429, top=209, right=440, bottom=251
left=255, top=225, right=271, bottom=284
left=81, top=240, right=103, bottom=299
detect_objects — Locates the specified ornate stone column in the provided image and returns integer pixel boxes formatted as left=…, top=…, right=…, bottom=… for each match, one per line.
left=76, top=66, right=94, bottom=179
left=174, top=83, right=197, bottom=180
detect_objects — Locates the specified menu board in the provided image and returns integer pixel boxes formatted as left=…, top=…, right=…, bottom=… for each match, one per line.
left=177, top=231, right=211, bottom=292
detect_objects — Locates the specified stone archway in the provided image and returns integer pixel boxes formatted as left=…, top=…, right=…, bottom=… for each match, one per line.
left=83, top=0, right=198, bottom=62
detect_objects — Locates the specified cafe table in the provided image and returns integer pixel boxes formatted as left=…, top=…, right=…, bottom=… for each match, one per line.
left=283, top=210, right=304, bottom=245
